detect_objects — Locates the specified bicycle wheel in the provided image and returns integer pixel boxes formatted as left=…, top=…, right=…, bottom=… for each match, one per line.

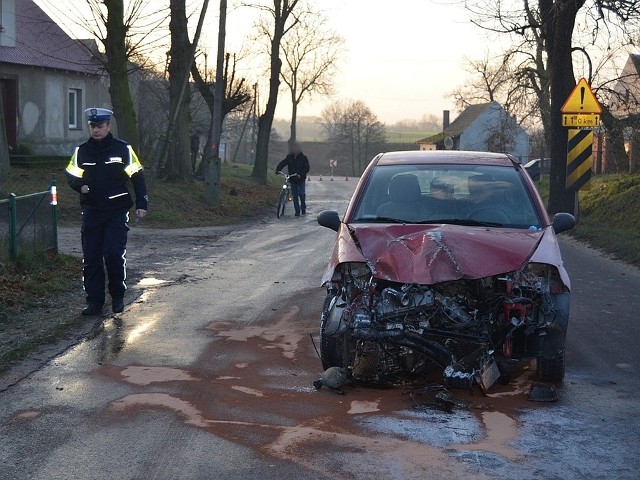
left=277, top=190, right=287, bottom=218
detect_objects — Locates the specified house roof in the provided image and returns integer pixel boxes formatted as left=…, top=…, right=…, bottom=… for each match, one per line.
left=0, top=0, right=101, bottom=75
left=416, top=102, right=495, bottom=144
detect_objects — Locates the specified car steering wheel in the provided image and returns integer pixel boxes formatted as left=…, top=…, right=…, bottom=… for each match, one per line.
left=467, top=206, right=513, bottom=224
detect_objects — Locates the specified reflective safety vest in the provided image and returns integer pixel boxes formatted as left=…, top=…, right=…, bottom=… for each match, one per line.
left=66, top=144, right=143, bottom=179
left=65, top=134, right=148, bottom=211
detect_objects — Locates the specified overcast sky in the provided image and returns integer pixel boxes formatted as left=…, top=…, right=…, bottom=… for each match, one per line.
left=41, top=0, right=506, bottom=124
left=216, top=0, right=503, bottom=123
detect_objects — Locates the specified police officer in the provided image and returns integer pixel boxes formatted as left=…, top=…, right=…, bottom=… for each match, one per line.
left=275, top=142, right=310, bottom=216
left=65, top=108, right=148, bottom=315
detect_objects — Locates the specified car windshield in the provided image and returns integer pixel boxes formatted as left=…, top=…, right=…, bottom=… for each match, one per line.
left=351, top=163, right=542, bottom=229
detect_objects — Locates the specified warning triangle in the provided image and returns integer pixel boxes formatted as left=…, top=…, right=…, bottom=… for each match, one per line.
left=561, top=78, right=602, bottom=114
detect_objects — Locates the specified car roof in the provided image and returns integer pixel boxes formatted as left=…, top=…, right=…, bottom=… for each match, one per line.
left=376, top=150, right=518, bottom=167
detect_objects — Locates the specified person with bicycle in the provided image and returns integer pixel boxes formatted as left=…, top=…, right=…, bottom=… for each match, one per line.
left=275, top=142, right=310, bottom=216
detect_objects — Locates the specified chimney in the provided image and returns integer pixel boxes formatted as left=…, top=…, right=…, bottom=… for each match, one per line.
left=443, top=110, right=450, bottom=131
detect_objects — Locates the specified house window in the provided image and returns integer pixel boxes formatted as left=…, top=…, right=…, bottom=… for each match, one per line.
left=68, top=88, right=82, bottom=129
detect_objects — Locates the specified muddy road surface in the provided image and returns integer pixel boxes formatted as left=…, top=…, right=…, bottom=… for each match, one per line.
left=1, top=178, right=639, bottom=480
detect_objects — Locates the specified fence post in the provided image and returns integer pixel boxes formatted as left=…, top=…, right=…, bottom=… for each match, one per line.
left=50, top=177, right=58, bottom=254
left=9, top=193, right=17, bottom=260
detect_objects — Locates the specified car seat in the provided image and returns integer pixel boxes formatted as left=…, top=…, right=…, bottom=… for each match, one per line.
left=376, top=174, right=423, bottom=222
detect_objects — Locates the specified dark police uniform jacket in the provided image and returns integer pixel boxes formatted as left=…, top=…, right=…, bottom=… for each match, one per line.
left=65, top=133, right=148, bottom=212
left=275, top=153, right=310, bottom=184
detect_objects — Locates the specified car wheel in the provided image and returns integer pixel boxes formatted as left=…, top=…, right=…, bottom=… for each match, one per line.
left=320, top=294, right=347, bottom=370
left=537, top=352, right=565, bottom=382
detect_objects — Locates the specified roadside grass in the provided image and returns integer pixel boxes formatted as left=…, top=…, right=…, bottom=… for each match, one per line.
left=0, top=253, right=84, bottom=369
left=533, top=173, right=640, bottom=267
left=8, top=162, right=280, bottom=227
left=573, top=174, right=640, bottom=266
left=0, top=253, right=81, bottom=319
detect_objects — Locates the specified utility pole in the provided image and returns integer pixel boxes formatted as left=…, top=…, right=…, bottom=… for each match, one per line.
left=204, top=0, right=227, bottom=204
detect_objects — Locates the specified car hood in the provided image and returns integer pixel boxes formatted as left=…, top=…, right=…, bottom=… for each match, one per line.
left=322, top=223, right=549, bottom=285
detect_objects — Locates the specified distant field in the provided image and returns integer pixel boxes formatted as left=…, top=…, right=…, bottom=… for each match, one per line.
left=386, top=131, right=436, bottom=143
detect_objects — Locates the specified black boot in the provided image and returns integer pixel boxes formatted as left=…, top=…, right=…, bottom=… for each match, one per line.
left=82, top=303, right=103, bottom=316
left=112, top=298, right=124, bottom=313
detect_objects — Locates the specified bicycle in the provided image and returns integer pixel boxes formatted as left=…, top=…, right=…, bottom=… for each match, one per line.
left=276, top=172, right=298, bottom=218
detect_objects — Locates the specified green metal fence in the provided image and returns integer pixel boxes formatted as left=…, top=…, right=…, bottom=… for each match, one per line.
left=0, top=180, right=58, bottom=261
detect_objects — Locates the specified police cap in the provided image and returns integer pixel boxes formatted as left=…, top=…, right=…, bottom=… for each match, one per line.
left=85, top=108, right=113, bottom=124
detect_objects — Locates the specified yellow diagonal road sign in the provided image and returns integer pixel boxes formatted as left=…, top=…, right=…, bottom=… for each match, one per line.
left=566, top=129, right=593, bottom=190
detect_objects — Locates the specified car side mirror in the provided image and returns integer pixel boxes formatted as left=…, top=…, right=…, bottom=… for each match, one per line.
left=552, top=212, right=576, bottom=234
left=317, top=210, right=341, bottom=232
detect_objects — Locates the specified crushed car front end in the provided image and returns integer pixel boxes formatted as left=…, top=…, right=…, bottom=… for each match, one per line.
left=317, top=152, right=574, bottom=392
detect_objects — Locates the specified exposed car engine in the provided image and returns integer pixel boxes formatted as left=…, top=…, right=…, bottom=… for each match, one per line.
left=321, top=262, right=566, bottom=392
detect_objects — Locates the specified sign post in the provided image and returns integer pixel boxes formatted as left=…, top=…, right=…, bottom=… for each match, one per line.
left=329, top=159, right=337, bottom=181
left=560, top=78, right=602, bottom=192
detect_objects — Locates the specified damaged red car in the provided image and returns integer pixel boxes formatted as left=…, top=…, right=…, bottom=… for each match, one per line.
left=317, top=151, right=575, bottom=392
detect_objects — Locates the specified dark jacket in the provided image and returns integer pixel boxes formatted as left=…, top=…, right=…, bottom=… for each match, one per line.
left=275, top=153, right=310, bottom=183
left=65, top=133, right=148, bottom=212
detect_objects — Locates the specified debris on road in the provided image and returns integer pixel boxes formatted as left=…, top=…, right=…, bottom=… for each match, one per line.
left=313, top=366, right=350, bottom=394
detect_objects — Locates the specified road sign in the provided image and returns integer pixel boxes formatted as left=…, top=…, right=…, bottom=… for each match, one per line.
left=561, top=78, right=602, bottom=114
left=562, top=114, right=600, bottom=128
left=329, top=159, right=337, bottom=168
left=566, top=129, right=593, bottom=191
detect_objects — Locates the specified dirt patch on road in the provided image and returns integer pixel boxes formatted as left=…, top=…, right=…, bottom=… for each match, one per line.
left=101, top=303, right=536, bottom=478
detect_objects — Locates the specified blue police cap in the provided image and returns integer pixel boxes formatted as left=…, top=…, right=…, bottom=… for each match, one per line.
left=85, top=108, right=113, bottom=123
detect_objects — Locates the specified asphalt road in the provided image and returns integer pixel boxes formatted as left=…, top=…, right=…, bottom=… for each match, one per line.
left=1, top=177, right=639, bottom=480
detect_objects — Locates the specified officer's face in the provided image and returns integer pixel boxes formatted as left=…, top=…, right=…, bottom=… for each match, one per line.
left=88, top=121, right=111, bottom=141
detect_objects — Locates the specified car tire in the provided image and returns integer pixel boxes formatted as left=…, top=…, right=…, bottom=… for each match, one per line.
left=320, top=294, right=347, bottom=370
left=537, top=351, right=565, bottom=382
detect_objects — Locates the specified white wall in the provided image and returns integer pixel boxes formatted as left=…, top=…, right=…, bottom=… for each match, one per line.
left=459, top=102, right=530, bottom=160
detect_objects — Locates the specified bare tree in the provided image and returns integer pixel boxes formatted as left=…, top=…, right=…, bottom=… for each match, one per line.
left=465, top=0, right=640, bottom=214
left=451, top=53, right=540, bottom=126
left=321, top=99, right=386, bottom=176
left=246, top=0, right=305, bottom=183
left=279, top=10, right=344, bottom=144
left=45, top=0, right=168, bottom=148
left=191, top=53, right=253, bottom=178
left=164, top=0, right=193, bottom=182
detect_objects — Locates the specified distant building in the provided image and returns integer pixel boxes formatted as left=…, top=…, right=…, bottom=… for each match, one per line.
left=416, top=101, right=530, bottom=161
left=605, top=53, right=640, bottom=173
left=0, top=0, right=111, bottom=155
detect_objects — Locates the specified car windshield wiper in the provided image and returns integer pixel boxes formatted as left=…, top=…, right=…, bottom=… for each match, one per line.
left=414, top=218, right=504, bottom=227
left=352, top=216, right=409, bottom=224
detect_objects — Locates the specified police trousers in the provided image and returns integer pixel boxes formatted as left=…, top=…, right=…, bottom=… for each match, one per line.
left=81, top=207, right=130, bottom=305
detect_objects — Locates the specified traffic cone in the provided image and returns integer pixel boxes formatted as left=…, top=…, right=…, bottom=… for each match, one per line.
left=330, top=175, right=334, bottom=181
left=319, top=175, right=323, bottom=181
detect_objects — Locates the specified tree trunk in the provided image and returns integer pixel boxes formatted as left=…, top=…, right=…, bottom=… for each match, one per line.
left=630, top=129, right=640, bottom=174
left=203, top=0, right=227, bottom=205
left=543, top=0, right=583, bottom=215
left=252, top=17, right=285, bottom=183
left=104, top=0, right=139, bottom=149
left=165, top=0, right=192, bottom=182
left=289, top=92, right=297, bottom=145
left=251, top=33, right=284, bottom=183
left=0, top=92, right=9, bottom=198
